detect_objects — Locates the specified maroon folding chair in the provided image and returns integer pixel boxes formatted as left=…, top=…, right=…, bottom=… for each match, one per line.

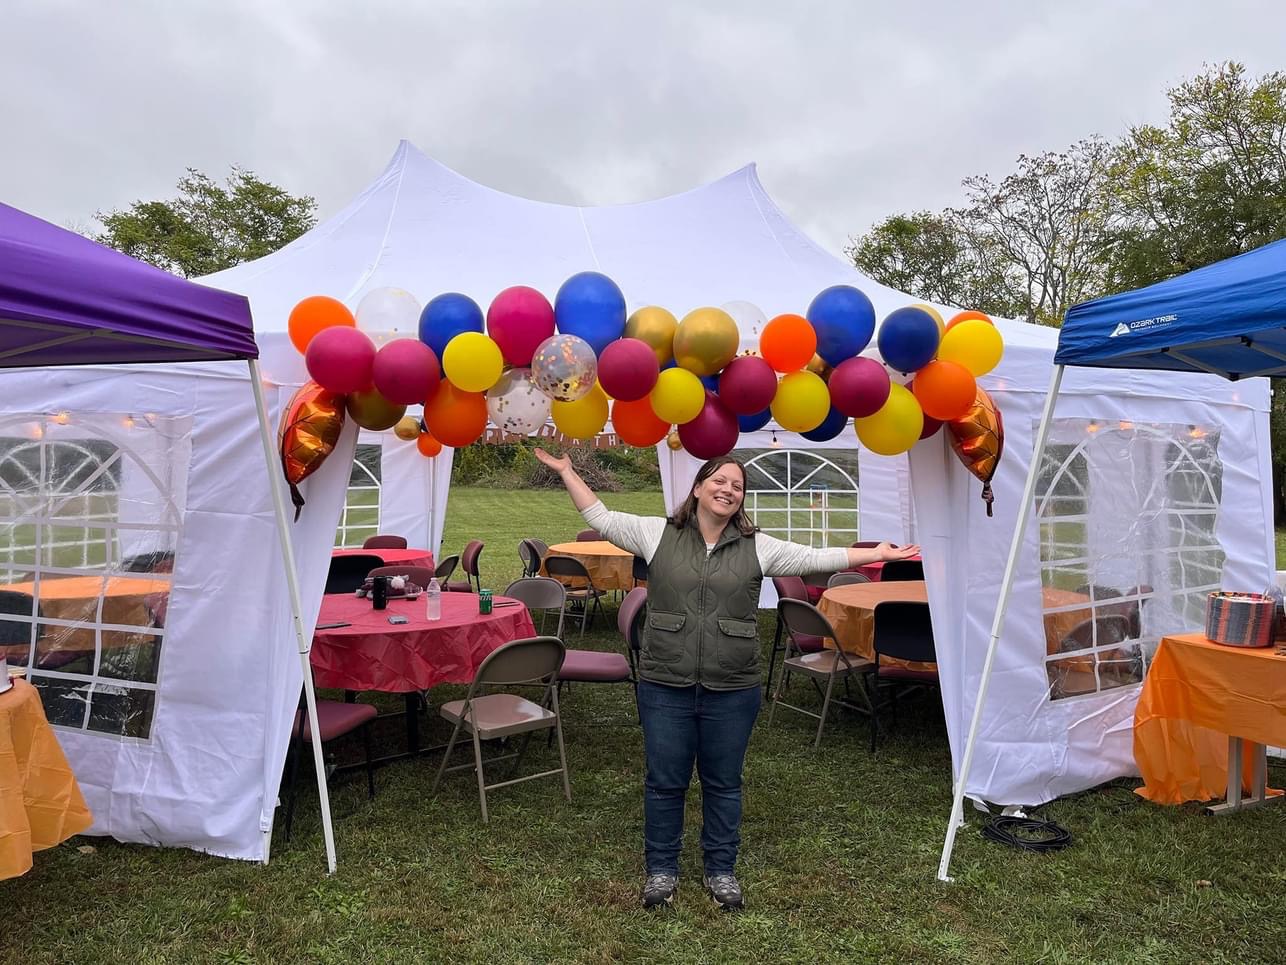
left=446, top=540, right=484, bottom=593
left=363, top=534, right=408, bottom=550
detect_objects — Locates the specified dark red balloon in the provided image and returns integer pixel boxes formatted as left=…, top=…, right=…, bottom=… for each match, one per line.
left=920, top=415, right=943, bottom=439
left=718, top=355, right=777, bottom=415
left=677, top=392, right=739, bottom=459
left=598, top=337, right=660, bottom=401
left=828, top=356, right=891, bottom=418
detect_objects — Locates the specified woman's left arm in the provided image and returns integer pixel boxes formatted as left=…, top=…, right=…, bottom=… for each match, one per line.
left=756, top=533, right=920, bottom=577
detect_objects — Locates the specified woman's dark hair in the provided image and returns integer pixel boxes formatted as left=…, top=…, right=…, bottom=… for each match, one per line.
left=668, top=457, right=757, bottom=537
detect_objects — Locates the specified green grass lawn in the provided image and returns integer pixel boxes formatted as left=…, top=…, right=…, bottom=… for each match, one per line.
left=6, top=490, right=1286, bottom=963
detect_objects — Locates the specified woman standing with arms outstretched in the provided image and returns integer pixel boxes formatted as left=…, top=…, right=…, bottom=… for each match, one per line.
left=534, top=448, right=918, bottom=911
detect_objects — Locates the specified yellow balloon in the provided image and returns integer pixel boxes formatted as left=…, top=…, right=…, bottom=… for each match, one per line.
left=442, top=332, right=504, bottom=392
left=650, top=367, right=705, bottom=425
left=551, top=382, right=609, bottom=440
left=624, top=306, right=678, bottom=366
left=770, top=371, right=830, bottom=433
left=937, top=319, right=1004, bottom=377
left=393, top=415, right=421, bottom=441
left=672, top=307, right=739, bottom=377
left=911, top=303, right=946, bottom=339
left=854, top=383, right=924, bottom=455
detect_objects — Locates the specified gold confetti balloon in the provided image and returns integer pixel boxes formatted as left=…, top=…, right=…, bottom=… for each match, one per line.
left=486, top=367, right=552, bottom=435
left=531, top=334, right=598, bottom=402
left=624, top=306, right=678, bottom=366
left=672, top=307, right=740, bottom=377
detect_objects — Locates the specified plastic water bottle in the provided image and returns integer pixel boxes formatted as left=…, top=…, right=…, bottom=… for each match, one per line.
left=425, top=577, right=441, bottom=621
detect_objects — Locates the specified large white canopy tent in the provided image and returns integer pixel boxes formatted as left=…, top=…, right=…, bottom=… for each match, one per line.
left=0, top=203, right=354, bottom=869
left=204, top=142, right=1272, bottom=834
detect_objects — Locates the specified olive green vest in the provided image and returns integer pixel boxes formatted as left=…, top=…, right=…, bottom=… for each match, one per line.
left=640, top=519, right=763, bottom=690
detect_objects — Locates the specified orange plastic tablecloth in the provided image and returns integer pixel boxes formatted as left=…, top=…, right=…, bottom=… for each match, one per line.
left=542, top=541, right=636, bottom=592
left=1134, top=633, right=1286, bottom=804
left=0, top=678, right=93, bottom=879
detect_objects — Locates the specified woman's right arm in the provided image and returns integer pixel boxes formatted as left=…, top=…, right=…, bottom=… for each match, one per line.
left=533, top=448, right=666, bottom=562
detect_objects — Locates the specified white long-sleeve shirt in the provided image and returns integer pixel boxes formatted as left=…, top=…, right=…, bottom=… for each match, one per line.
left=581, top=500, right=851, bottom=577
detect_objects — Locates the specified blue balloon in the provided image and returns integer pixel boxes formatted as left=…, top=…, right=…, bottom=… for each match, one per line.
left=554, top=271, right=626, bottom=356
left=418, top=293, right=484, bottom=361
left=800, top=406, right=848, bottom=442
left=699, top=373, right=721, bottom=392
left=738, top=408, right=772, bottom=432
left=660, top=357, right=677, bottom=371
left=877, top=306, right=940, bottom=374
left=807, top=285, right=876, bottom=366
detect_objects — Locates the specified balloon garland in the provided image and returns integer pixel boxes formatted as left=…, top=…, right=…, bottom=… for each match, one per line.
left=281, top=276, right=1008, bottom=515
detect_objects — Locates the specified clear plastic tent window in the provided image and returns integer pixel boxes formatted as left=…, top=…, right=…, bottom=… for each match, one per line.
left=336, top=443, right=382, bottom=548
left=1036, top=418, right=1225, bottom=701
left=736, top=447, right=860, bottom=547
left=0, top=412, right=191, bottom=739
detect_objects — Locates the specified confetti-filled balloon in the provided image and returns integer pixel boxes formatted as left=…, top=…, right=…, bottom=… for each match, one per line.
left=531, top=333, right=599, bottom=402
left=279, top=381, right=345, bottom=519
left=721, top=300, right=769, bottom=355
left=486, top=367, right=552, bottom=435
left=355, top=287, right=422, bottom=337
left=624, top=306, right=678, bottom=365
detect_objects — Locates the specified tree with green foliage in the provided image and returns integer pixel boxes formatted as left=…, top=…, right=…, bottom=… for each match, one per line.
left=96, top=167, right=317, bottom=278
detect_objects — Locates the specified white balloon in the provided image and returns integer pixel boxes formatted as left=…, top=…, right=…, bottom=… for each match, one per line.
left=882, top=361, right=916, bottom=386
left=355, top=287, right=422, bottom=337
left=721, top=300, right=768, bottom=355
left=486, top=367, right=552, bottom=435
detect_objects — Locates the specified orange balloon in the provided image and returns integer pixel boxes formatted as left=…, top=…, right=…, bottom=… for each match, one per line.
left=759, top=314, right=818, bottom=373
left=947, top=387, right=1004, bottom=517
left=424, top=381, right=487, bottom=448
left=911, top=360, right=977, bottom=421
left=945, top=310, right=993, bottom=331
left=279, top=381, right=345, bottom=519
left=611, top=397, right=670, bottom=447
left=288, top=295, right=355, bottom=354
left=416, top=432, right=443, bottom=457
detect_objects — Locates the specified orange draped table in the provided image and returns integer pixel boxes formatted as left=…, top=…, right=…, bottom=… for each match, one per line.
left=0, top=575, right=169, bottom=660
left=542, top=541, right=636, bottom=592
left=1134, top=632, right=1286, bottom=812
left=818, top=582, right=1092, bottom=674
left=0, top=677, right=93, bottom=879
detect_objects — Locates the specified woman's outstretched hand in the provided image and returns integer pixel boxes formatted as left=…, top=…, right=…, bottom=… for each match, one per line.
left=533, top=447, right=572, bottom=475
left=879, top=542, right=920, bottom=561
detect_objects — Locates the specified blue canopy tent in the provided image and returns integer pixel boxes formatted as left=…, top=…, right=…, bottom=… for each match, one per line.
left=939, top=237, right=1286, bottom=881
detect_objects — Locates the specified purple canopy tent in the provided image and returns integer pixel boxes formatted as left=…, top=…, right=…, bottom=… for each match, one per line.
left=0, top=202, right=338, bottom=872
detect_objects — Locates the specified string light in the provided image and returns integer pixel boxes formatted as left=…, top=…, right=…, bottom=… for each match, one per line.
left=1118, top=420, right=1133, bottom=431
left=1189, top=425, right=1207, bottom=439
left=122, top=415, right=136, bottom=430
left=1086, top=421, right=1100, bottom=434
left=770, top=431, right=781, bottom=449
left=52, top=411, right=70, bottom=425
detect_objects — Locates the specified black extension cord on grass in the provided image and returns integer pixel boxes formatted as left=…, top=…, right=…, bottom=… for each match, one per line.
left=980, top=814, right=1073, bottom=852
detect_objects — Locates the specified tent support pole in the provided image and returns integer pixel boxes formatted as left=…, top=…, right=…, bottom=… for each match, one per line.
left=936, top=363, right=1064, bottom=883
left=248, top=359, right=337, bottom=875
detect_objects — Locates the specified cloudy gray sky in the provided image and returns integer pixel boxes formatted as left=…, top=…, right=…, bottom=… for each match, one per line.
left=5, top=0, right=1284, bottom=254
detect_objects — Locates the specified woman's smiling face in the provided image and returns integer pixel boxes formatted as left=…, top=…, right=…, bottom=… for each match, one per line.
left=693, top=461, right=746, bottom=521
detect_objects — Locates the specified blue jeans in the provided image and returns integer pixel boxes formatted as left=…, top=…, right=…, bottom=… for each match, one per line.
left=636, top=680, right=761, bottom=876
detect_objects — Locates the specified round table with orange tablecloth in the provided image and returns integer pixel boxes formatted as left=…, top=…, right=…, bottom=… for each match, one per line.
left=1134, top=632, right=1286, bottom=811
left=0, top=677, right=93, bottom=879
left=0, top=575, right=170, bottom=662
left=817, top=582, right=1093, bottom=674
left=542, top=541, right=637, bottom=592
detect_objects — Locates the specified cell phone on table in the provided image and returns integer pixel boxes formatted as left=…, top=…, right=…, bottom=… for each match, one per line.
left=388, top=615, right=409, bottom=625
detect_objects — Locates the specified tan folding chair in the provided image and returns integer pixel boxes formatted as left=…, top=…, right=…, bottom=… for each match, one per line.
left=768, top=598, right=874, bottom=751
left=543, top=555, right=606, bottom=636
left=503, top=577, right=566, bottom=639
left=431, top=636, right=571, bottom=823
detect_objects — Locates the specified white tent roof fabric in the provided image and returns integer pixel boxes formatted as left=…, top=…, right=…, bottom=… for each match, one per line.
left=193, top=141, right=1273, bottom=825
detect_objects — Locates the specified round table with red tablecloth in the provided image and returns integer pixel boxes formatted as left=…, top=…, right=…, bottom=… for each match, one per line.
left=331, top=547, right=435, bottom=571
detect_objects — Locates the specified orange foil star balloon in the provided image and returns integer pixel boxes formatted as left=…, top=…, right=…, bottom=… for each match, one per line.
left=947, top=386, right=1004, bottom=517
left=280, top=381, right=346, bottom=519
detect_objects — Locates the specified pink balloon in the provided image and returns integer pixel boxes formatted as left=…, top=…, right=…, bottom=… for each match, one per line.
left=372, top=339, right=442, bottom=405
left=598, top=338, right=659, bottom=401
left=305, top=326, right=376, bottom=394
left=678, top=392, right=740, bottom=460
left=487, top=286, right=556, bottom=366
left=718, top=356, right=777, bottom=415
left=828, top=357, right=891, bottom=418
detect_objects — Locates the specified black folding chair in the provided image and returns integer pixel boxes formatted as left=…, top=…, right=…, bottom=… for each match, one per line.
left=326, top=554, right=383, bottom=594
left=868, top=601, right=939, bottom=752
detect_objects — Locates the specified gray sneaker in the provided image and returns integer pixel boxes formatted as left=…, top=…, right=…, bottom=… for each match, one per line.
left=641, top=873, right=678, bottom=910
left=704, top=873, right=744, bottom=910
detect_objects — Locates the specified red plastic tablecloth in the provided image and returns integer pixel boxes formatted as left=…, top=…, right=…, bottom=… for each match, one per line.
left=332, top=547, right=435, bottom=570
left=310, top=593, right=535, bottom=692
